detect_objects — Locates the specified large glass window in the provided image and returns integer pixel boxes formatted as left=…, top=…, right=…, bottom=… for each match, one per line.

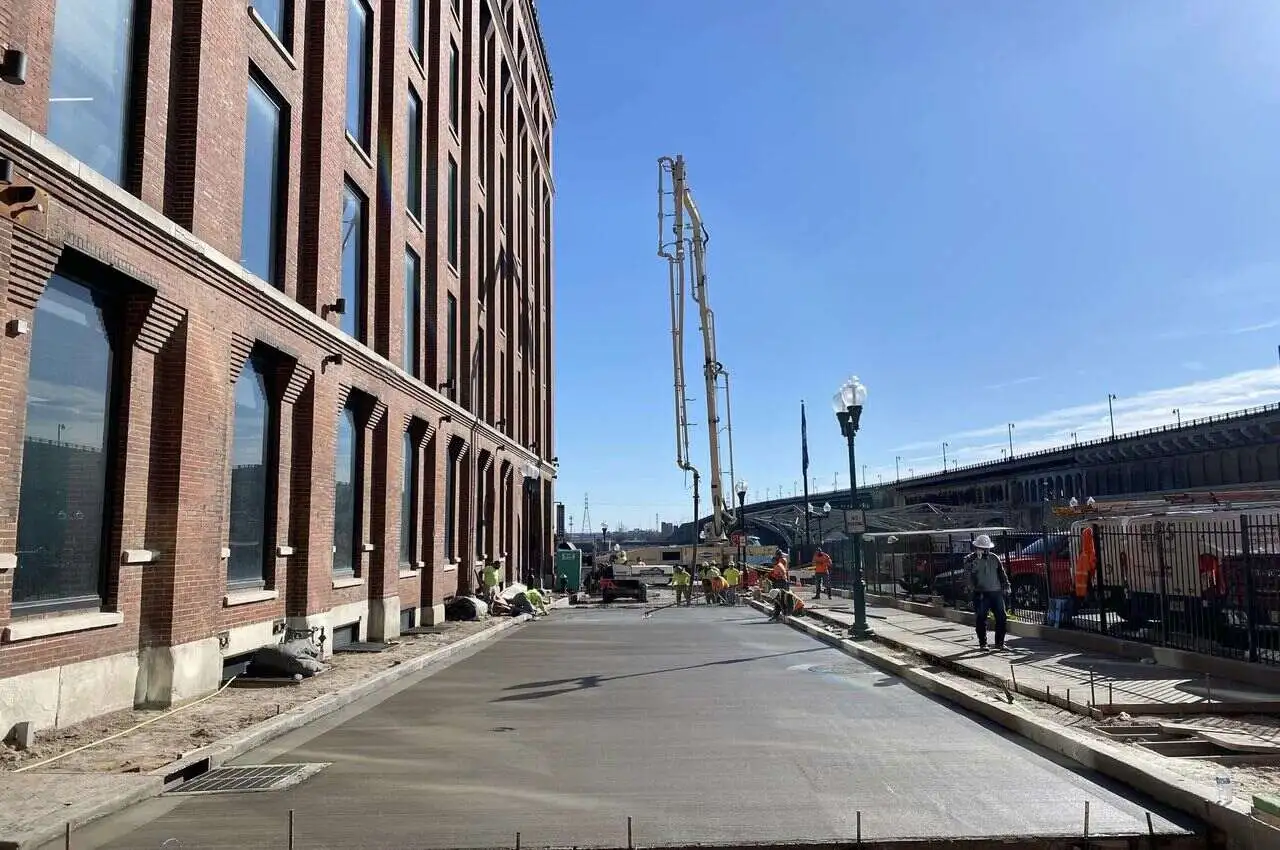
left=242, top=74, right=286, bottom=287
left=14, top=274, right=117, bottom=610
left=448, top=41, right=460, bottom=133
left=408, top=0, right=424, bottom=62
left=404, top=248, right=421, bottom=376
left=406, top=87, right=423, bottom=220
left=447, top=156, right=459, bottom=267
left=334, top=405, right=361, bottom=576
left=345, top=0, right=372, bottom=149
left=47, top=0, right=135, bottom=185
left=251, top=0, right=289, bottom=47
left=446, top=293, right=458, bottom=400
left=443, top=454, right=456, bottom=560
left=400, top=430, right=417, bottom=566
left=228, top=356, right=273, bottom=587
left=340, top=181, right=367, bottom=340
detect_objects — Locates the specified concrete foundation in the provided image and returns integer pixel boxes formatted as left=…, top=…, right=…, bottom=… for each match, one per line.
left=1, top=651, right=139, bottom=734
left=135, top=638, right=222, bottom=708
left=367, top=596, right=401, bottom=642
left=288, top=599, right=369, bottom=659
left=423, top=602, right=447, bottom=625
left=221, top=617, right=280, bottom=660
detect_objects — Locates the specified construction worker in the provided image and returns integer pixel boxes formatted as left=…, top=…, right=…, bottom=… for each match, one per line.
left=812, top=548, right=833, bottom=600
left=702, top=563, right=723, bottom=604
left=722, top=563, right=741, bottom=606
left=672, top=565, right=692, bottom=607
left=770, top=585, right=805, bottom=621
left=966, top=534, right=1010, bottom=651
left=768, top=550, right=789, bottom=592
left=482, top=563, right=501, bottom=599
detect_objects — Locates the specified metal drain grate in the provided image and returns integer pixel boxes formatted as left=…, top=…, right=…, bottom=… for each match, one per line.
left=168, top=763, right=329, bottom=795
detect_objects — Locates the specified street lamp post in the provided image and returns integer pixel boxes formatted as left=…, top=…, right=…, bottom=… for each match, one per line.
left=735, top=479, right=748, bottom=572
left=832, top=376, right=872, bottom=638
left=895, top=456, right=901, bottom=482
left=1007, top=423, right=1015, bottom=457
left=1107, top=393, right=1118, bottom=439
left=1173, top=408, right=1181, bottom=427
left=942, top=442, right=948, bottom=471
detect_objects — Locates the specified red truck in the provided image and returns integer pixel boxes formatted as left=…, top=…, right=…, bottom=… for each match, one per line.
left=1004, top=533, right=1074, bottom=610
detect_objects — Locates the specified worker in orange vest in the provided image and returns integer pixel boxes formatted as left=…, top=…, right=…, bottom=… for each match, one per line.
left=812, top=548, right=833, bottom=600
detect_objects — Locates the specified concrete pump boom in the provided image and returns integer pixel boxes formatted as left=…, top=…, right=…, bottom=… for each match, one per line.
left=658, top=155, right=732, bottom=545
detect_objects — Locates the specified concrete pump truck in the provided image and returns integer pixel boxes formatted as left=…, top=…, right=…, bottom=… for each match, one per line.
left=657, top=155, right=736, bottom=571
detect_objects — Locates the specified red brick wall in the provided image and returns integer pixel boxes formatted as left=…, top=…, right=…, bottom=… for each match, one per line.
left=0, top=0, right=555, bottom=686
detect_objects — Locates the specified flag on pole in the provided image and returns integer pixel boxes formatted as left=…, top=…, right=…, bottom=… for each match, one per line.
left=801, top=401, right=810, bottom=475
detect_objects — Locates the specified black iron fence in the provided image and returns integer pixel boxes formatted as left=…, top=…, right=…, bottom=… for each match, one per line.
left=850, top=514, right=1280, bottom=665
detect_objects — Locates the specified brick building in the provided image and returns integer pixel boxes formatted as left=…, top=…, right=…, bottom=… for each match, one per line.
left=0, top=0, right=555, bottom=733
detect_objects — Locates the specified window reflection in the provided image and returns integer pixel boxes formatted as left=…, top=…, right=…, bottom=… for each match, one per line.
left=340, top=183, right=366, bottom=340
left=334, top=406, right=359, bottom=575
left=404, top=248, right=420, bottom=375
left=346, top=0, right=371, bottom=149
left=408, top=0, right=424, bottom=61
left=15, top=274, right=116, bottom=609
left=448, top=41, right=460, bottom=133
left=400, top=431, right=416, bottom=565
left=406, top=87, right=423, bottom=219
left=251, top=0, right=288, bottom=46
left=47, top=0, right=135, bottom=185
left=229, top=356, right=272, bottom=587
left=242, top=75, right=286, bottom=286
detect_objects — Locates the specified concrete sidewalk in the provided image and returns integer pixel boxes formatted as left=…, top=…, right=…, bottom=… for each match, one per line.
left=801, top=598, right=1279, bottom=721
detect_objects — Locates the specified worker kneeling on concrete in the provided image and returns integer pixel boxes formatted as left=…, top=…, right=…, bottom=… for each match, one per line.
left=510, top=586, right=550, bottom=618
left=768, top=586, right=805, bottom=622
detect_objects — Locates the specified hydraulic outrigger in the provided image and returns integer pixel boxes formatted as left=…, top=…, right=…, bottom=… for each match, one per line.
left=658, top=155, right=734, bottom=564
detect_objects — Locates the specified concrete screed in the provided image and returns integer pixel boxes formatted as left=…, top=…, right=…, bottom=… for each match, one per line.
left=55, top=599, right=1195, bottom=849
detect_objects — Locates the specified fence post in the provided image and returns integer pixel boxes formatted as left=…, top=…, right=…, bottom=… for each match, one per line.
left=1155, top=521, right=1169, bottom=647
left=1095, top=523, right=1108, bottom=634
left=1041, top=528, right=1053, bottom=621
left=1241, top=515, right=1259, bottom=664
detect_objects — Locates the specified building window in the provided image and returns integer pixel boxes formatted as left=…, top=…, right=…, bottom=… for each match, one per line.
left=251, top=0, right=290, bottom=47
left=406, top=86, right=423, bottom=220
left=477, top=208, right=487, bottom=297
left=47, top=0, right=136, bottom=186
left=443, top=453, right=456, bottom=561
left=476, top=331, right=486, bottom=421
left=228, top=355, right=274, bottom=588
left=475, top=473, right=485, bottom=554
left=334, top=404, right=362, bottom=576
left=340, top=181, right=367, bottom=340
left=497, top=154, right=504, bottom=222
left=446, top=293, right=458, bottom=401
left=447, top=156, right=459, bottom=268
left=14, top=274, right=118, bottom=611
left=477, top=107, right=487, bottom=182
left=448, top=40, right=460, bottom=134
left=241, top=73, right=287, bottom=287
left=408, top=0, right=425, bottom=62
left=404, top=247, right=420, bottom=376
left=346, top=0, right=372, bottom=150
left=400, top=430, right=418, bottom=565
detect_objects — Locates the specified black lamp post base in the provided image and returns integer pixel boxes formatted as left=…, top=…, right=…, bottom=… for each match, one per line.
left=847, top=624, right=874, bottom=639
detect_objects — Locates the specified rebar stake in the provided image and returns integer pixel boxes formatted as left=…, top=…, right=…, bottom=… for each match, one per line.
left=1206, top=674, right=1213, bottom=703
left=1009, top=662, right=1018, bottom=692
left=1083, top=800, right=1090, bottom=842
left=516, top=832, right=521, bottom=850
left=64, top=822, right=70, bottom=850
left=1090, top=669, right=1096, bottom=706
left=1109, top=682, right=1114, bottom=705
left=856, top=810, right=862, bottom=843
left=1146, top=811, right=1154, bottom=836
left=288, top=809, right=295, bottom=850
left=627, top=815, right=633, bottom=850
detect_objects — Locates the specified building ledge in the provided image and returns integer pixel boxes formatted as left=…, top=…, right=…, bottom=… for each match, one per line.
left=276, top=545, right=295, bottom=557
left=3, top=610, right=124, bottom=643
left=121, top=548, right=158, bottom=565
left=223, top=588, right=279, bottom=608
left=399, top=569, right=419, bottom=580
left=332, top=575, right=365, bottom=589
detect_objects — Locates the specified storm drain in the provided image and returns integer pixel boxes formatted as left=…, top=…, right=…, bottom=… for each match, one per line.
left=167, top=763, right=329, bottom=795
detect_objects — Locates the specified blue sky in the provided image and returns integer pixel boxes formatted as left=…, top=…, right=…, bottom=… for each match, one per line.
left=539, top=0, right=1280, bottom=532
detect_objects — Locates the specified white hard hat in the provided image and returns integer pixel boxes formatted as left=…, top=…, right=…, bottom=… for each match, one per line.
left=973, top=534, right=996, bottom=550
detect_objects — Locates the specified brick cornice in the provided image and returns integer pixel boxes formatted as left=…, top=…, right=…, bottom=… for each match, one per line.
left=4, top=224, right=61, bottom=310
left=133, top=294, right=186, bottom=355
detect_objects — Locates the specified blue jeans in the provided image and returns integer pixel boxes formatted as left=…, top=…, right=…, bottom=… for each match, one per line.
left=812, top=573, right=830, bottom=598
left=973, top=590, right=1007, bottom=647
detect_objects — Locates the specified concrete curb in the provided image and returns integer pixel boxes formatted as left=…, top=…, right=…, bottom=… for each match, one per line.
left=744, top=599, right=1280, bottom=849
left=9, top=614, right=530, bottom=850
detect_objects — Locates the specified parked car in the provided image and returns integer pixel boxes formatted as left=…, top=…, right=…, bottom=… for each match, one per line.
left=1004, top=533, right=1073, bottom=611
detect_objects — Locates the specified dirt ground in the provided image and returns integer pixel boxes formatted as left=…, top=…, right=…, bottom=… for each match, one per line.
left=0, top=618, right=498, bottom=775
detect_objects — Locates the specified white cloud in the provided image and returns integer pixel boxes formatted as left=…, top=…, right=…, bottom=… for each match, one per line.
left=984, top=375, right=1042, bottom=391
left=1230, top=319, right=1280, bottom=335
left=888, top=367, right=1280, bottom=472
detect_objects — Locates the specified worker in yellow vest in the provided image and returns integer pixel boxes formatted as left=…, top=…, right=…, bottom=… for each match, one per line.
left=722, top=564, right=741, bottom=606
left=672, top=565, right=692, bottom=607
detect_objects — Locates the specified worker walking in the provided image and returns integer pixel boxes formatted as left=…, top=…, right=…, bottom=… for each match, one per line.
left=672, top=565, right=692, bottom=607
left=811, top=547, right=833, bottom=600
left=967, top=534, right=1010, bottom=651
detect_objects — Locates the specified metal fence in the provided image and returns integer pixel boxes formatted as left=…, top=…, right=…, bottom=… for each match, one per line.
left=848, top=514, right=1280, bottom=665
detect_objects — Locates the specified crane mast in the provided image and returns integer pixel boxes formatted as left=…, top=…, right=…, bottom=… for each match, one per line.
left=658, top=155, right=732, bottom=546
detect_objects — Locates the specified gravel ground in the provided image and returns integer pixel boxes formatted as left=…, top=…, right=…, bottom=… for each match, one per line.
left=0, top=618, right=498, bottom=775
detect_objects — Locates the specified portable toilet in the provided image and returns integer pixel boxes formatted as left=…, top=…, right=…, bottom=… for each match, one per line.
left=555, top=543, right=583, bottom=592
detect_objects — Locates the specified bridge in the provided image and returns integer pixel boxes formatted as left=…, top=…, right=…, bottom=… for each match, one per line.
left=674, top=402, right=1280, bottom=547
